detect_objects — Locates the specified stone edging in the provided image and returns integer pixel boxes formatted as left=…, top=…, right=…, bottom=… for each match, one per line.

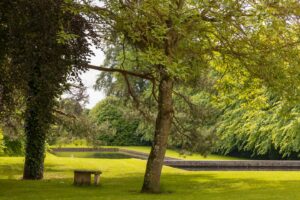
left=163, top=160, right=300, bottom=170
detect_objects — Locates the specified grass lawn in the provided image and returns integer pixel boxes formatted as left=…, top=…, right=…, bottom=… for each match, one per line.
left=1, top=153, right=300, bottom=200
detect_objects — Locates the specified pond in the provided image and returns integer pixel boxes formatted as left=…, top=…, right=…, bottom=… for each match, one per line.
left=53, top=151, right=132, bottom=159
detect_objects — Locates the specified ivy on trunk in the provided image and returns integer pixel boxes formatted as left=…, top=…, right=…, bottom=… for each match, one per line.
left=3, top=0, right=94, bottom=179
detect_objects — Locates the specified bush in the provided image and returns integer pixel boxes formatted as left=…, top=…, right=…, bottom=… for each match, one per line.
left=90, top=97, right=150, bottom=146
left=3, top=135, right=24, bottom=156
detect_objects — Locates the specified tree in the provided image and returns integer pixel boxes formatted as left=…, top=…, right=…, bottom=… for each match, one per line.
left=49, top=97, right=101, bottom=147
left=89, top=96, right=150, bottom=146
left=2, top=0, right=94, bottom=179
left=214, top=70, right=300, bottom=159
left=85, top=0, right=300, bottom=192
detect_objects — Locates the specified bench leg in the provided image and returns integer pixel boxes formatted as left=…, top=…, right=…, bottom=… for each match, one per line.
left=74, top=172, right=91, bottom=186
left=94, top=174, right=100, bottom=185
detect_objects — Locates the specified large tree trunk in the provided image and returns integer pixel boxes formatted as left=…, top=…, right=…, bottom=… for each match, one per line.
left=23, top=77, right=47, bottom=180
left=141, top=74, right=173, bottom=193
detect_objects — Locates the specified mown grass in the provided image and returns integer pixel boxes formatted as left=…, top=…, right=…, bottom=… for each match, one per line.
left=1, top=153, right=300, bottom=200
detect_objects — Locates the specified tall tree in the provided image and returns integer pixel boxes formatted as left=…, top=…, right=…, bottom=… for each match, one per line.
left=3, top=0, right=94, bottom=179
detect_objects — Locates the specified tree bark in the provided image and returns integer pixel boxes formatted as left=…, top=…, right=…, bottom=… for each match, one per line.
left=23, top=77, right=47, bottom=180
left=141, top=73, right=173, bottom=193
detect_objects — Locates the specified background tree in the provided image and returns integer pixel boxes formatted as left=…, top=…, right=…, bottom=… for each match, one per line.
left=50, top=97, right=101, bottom=147
left=89, top=96, right=151, bottom=146
left=213, top=67, right=300, bottom=159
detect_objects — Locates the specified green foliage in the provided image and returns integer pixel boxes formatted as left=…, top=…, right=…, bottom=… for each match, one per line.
left=0, top=129, right=4, bottom=154
left=0, top=111, right=24, bottom=156
left=215, top=97, right=300, bottom=158
left=49, top=98, right=101, bottom=147
left=213, top=66, right=300, bottom=159
left=90, top=97, right=150, bottom=146
left=0, top=127, right=24, bottom=156
left=169, top=87, right=218, bottom=155
left=2, top=136, right=24, bottom=156
left=54, top=139, right=88, bottom=148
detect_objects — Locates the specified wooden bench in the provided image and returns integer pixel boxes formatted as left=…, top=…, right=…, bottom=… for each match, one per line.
left=73, top=170, right=102, bottom=186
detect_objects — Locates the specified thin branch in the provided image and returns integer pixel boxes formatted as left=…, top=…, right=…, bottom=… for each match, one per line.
left=151, top=79, right=158, bottom=102
left=172, top=115, right=193, bottom=140
left=123, top=74, right=139, bottom=105
left=53, top=109, right=77, bottom=119
left=173, top=90, right=197, bottom=110
left=123, top=74, right=154, bottom=122
left=85, top=64, right=154, bottom=80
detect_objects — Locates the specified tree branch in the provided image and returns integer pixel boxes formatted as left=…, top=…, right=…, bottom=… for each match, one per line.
left=172, top=115, right=193, bottom=141
left=85, top=64, right=154, bottom=80
left=173, top=90, right=197, bottom=110
left=53, top=109, right=77, bottom=119
left=123, top=74, right=154, bottom=122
